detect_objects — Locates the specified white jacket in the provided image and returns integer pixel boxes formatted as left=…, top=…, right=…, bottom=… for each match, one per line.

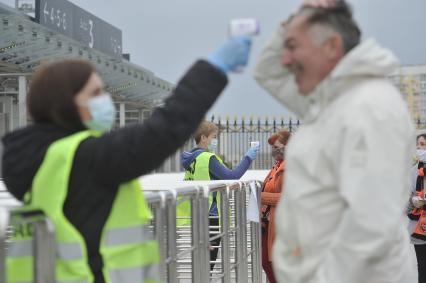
left=253, top=27, right=417, bottom=283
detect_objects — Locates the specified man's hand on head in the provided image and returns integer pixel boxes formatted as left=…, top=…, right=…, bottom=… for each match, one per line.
left=282, top=0, right=340, bottom=28
left=302, top=0, right=340, bottom=9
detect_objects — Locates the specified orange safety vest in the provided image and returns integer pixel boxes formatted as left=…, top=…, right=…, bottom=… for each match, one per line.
left=261, top=160, right=284, bottom=220
left=410, top=162, right=426, bottom=240
left=409, top=164, right=425, bottom=221
left=262, top=160, right=284, bottom=194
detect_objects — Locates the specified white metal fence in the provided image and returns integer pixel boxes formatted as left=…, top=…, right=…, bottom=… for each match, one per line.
left=0, top=180, right=263, bottom=283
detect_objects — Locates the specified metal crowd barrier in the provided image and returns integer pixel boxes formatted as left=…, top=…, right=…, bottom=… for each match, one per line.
left=146, top=180, right=263, bottom=283
left=0, top=209, right=55, bottom=283
left=0, top=180, right=263, bottom=283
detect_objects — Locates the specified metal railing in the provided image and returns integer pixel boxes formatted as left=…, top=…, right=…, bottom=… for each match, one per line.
left=145, top=180, right=263, bottom=283
left=0, top=209, right=55, bottom=283
left=0, top=180, right=263, bottom=283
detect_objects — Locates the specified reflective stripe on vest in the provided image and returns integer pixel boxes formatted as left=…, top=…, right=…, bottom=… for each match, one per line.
left=104, top=225, right=154, bottom=246
left=56, top=280, right=89, bottom=283
left=7, top=240, right=32, bottom=257
left=7, top=240, right=83, bottom=261
left=109, top=264, right=161, bottom=283
left=12, top=279, right=90, bottom=283
left=12, top=281, right=88, bottom=283
left=57, top=242, right=84, bottom=260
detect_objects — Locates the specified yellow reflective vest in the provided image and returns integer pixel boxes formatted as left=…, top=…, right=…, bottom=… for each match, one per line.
left=6, top=131, right=161, bottom=283
left=177, top=151, right=223, bottom=226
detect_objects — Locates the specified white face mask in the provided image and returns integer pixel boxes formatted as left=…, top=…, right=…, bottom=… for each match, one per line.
left=416, top=149, right=426, bottom=163
left=208, top=138, right=218, bottom=152
left=83, top=93, right=116, bottom=132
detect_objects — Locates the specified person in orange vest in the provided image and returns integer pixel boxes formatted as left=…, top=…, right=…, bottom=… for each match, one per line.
left=261, top=130, right=290, bottom=283
left=408, top=133, right=426, bottom=282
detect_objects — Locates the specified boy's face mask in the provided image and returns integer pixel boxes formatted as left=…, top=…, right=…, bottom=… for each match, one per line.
left=208, top=138, right=218, bottom=152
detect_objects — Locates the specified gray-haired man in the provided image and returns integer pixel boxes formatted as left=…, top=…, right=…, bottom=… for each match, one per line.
left=254, top=1, right=416, bottom=282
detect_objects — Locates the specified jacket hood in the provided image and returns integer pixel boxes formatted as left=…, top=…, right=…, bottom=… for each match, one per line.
left=331, top=39, right=398, bottom=80
left=296, top=39, right=399, bottom=122
left=181, top=148, right=205, bottom=170
left=2, top=124, right=72, bottom=200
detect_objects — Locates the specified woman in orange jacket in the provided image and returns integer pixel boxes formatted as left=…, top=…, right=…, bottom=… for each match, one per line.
left=261, top=130, right=290, bottom=283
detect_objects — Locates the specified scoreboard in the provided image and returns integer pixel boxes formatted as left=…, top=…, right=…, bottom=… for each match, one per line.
left=35, top=0, right=122, bottom=57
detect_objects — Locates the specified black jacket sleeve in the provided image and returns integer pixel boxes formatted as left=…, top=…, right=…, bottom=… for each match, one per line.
left=74, top=60, right=228, bottom=186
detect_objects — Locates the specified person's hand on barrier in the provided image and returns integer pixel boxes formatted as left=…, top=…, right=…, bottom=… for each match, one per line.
left=412, top=196, right=425, bottom=208
left=245, top=146, right=259, bottom=161
left=207, top=36, right=252, bottom=74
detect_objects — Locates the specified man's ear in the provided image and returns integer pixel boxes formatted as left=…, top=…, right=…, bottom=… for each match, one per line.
left=323, top=35, right=344, bottom=60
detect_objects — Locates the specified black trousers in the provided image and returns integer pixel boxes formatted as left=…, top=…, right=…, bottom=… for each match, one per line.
left=415, top=244, right=426, bottom=283
left=209, top=217, right=221, bottom=271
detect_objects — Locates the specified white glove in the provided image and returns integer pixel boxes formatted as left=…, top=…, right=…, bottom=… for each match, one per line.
left=412, top=196, right=425, bottom=208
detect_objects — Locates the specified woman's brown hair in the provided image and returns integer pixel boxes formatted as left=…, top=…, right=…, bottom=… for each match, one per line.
left=268, top=130, right=291, bottom=146
left=28, top=59, right=96, bottom=131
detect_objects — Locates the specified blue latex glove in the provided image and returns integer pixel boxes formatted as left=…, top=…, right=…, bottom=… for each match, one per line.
left=245, top=146, right=259, bottom=161
left=207, top=36, right=252, bottom=73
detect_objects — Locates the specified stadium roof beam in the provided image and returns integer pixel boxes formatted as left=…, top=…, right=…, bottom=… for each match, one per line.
left=0, top=2, right=173, bottom=109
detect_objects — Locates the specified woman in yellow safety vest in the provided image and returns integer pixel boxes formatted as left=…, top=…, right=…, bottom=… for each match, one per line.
left=2, top=35, right=252, bottom=283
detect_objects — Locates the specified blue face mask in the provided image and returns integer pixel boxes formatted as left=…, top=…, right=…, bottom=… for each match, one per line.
left=83, top=94, right=116, bottom=132
left=208, top=138, right=218, bottom=152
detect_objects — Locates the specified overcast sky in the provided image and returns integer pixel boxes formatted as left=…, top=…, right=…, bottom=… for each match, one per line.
left=2, top=0, right=426, bottom=119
